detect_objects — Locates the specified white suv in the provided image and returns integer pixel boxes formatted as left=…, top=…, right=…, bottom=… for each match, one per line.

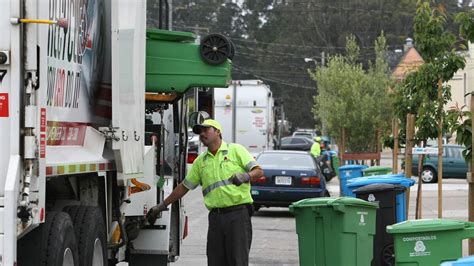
left=292, top=131, right=317, bottom=140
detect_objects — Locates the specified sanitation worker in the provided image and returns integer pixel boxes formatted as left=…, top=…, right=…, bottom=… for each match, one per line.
left=311, top=136, right=322, bottom=158
left=146, top=119, right=263, bottom=266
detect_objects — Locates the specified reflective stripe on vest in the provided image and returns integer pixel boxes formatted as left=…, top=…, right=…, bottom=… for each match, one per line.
left=202, top=178, right=233, bottom=197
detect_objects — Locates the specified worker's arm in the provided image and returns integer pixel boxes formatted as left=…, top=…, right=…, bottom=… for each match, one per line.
left=249, top=166, right=264, bottom=183
left=146, top=182, right=189, bottom=224
left=163, top=182, right=189, bottom=206
left=231, top=166, right=264, bottom=186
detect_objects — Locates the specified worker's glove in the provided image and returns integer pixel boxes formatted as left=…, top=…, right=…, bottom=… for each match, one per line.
left=146, top=202, right=168, bottom=225
left=230, top=173, right=250, bottom=186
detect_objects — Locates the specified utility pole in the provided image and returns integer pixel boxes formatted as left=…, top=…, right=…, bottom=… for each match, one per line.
left=321, top=51, right=325, bottom=67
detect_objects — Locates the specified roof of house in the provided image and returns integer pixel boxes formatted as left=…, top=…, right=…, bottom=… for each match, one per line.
left=392, top=47, right=424, bottom=81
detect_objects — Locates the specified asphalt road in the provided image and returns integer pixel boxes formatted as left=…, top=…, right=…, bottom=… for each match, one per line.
left=173, top=176, right=471, bottom=266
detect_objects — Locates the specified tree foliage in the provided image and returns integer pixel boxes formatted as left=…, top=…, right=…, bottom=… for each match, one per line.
left=169, top=0, right=467, bottom=129
left=311, top=34, right=392, bottom=152
left=393, top=0, right=465, bottom=147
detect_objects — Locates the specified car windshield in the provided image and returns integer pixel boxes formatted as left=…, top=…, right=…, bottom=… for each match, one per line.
left=257, top=153, right=315, bottom=169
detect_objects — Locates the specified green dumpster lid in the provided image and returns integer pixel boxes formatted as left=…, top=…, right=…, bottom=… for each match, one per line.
left=387, top=219, right=469, bottom=234
left=290, top=197, right=378, bottom=209
left=147, top=28, right=196, bottom=42
left=363, top=166, right=392, bottom=172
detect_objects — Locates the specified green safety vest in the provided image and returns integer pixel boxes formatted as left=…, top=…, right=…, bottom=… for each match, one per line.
left=183, top=141, right=258, bottom=209
left=311, top=142, right=321, bottom=157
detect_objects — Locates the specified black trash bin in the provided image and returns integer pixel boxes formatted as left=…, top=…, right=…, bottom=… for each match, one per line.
left=353, top=183, right=406, bottom=266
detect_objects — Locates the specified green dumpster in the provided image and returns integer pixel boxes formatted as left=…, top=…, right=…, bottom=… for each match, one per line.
left=289, top=197, right=378, bottom=266
left=363, top=166, right=392, bottom=176
left=146, top=29, right=232, bottom=93
left=387, top=219, right=474, bottom=265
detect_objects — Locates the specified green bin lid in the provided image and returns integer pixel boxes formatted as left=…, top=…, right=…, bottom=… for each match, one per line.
left=387, top=219, right=468, bottom=234
left=290, top=197, right=378, bottom=209
left=363, top=166, right=392, bottom=172
left=147, top=28, right=196, bottom=42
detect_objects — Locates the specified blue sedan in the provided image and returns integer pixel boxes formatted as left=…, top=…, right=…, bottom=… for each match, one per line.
left=251, top=150, right=329, bottom=211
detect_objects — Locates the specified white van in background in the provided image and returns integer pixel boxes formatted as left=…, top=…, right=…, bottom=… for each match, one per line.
left=214, top=80, right=275, bottom=156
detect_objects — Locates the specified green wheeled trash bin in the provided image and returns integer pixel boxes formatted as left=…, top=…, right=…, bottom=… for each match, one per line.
left=289, top=197, right=378, bottom=266
left=387, top=219, right=474, bottom=266
left=146, top=29, right=232, bottom=93
left=363, top=166, right=392, bottom=176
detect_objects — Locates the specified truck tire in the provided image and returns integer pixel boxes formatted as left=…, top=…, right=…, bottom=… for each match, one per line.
left=40, top=211, right=79, bottom=266
left=63, top=206, right=107, bottom=266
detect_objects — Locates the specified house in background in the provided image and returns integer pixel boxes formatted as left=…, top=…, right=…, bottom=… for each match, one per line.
left=446, top=43, right=474, bottom=110
left=389, top=38, right=424, bottom=82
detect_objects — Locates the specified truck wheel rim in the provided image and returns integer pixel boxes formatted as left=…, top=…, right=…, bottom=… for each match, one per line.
left=63, top=248, right=74, bottom=266
left=421, top=170, right=433, bottom=182
left=92, top=238, right=104, bottom=266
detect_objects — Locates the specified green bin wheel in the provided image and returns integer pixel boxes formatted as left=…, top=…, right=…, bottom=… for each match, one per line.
left=382, top=244, right=395, bottom=266
left=200, top=33, right=232, bottom=65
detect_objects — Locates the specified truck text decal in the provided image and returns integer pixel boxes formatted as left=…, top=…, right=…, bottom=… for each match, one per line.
left=47, top=0, right=104, bottom=109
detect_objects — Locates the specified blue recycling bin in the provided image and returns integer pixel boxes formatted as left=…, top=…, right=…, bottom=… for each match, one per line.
left=441, top=255, right=474, bottom=266
left=338, top=165, right=368, bottom=196
left=347, top=174, right=415, bottom=222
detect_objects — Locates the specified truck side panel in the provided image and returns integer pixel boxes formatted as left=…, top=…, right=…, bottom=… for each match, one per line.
left=111, top=0, right=146, bottom=179
left=0, top=0, right=21, bottom=197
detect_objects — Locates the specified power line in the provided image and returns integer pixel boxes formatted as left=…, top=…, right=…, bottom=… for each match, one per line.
left=233, top=64, right=316, bottom=90
left=172, top=1, right=415, bottom=15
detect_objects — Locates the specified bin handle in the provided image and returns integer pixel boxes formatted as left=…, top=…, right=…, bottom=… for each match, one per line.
left=463, top=222, right=474, bottom=239
left=332, top=203, right=346, bottom=213
left=329, top=198, right=348, bottom=213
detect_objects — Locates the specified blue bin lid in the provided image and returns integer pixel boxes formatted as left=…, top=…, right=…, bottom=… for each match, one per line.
left=446, top=255, right=474, bottom=265
left=347, top=175, right=415, bottom=188
left=322, top=150, right=337, bottom=156
left=339, top=164, right=369, bottom=170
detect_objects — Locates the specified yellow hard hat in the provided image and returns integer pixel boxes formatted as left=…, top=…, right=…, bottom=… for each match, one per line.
left=192, top=119, right=223, bottom=134
left=314, top=136, right=321, bottom=142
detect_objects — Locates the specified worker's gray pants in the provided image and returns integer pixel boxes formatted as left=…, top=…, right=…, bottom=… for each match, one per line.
left=207, top=207, right=252, bottom=266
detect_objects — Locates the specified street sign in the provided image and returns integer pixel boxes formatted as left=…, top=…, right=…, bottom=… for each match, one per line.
left=412, top=147, right=438, bottom=155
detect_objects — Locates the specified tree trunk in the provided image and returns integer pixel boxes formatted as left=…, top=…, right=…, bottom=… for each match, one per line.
left=405, top=114, right=415, bottom=218
left=437, top=79, right=443, bottom=218
left=393, top=118, right=399, bottom=173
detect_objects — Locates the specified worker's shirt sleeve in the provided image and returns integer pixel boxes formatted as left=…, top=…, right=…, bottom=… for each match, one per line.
left=234, top=144, right=259, bottom=172
left=183, top=158, right=201, bottom=190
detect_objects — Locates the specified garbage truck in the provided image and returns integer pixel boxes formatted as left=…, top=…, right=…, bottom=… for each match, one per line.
left=0, top=0, right=233, bottom=265
left=214, top=80, right=275, bottom=156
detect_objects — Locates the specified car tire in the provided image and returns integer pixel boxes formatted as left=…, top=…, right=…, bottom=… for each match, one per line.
left=324, top=190, right=330, bottom=197
left=421, top=166, right=437, bottom=183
